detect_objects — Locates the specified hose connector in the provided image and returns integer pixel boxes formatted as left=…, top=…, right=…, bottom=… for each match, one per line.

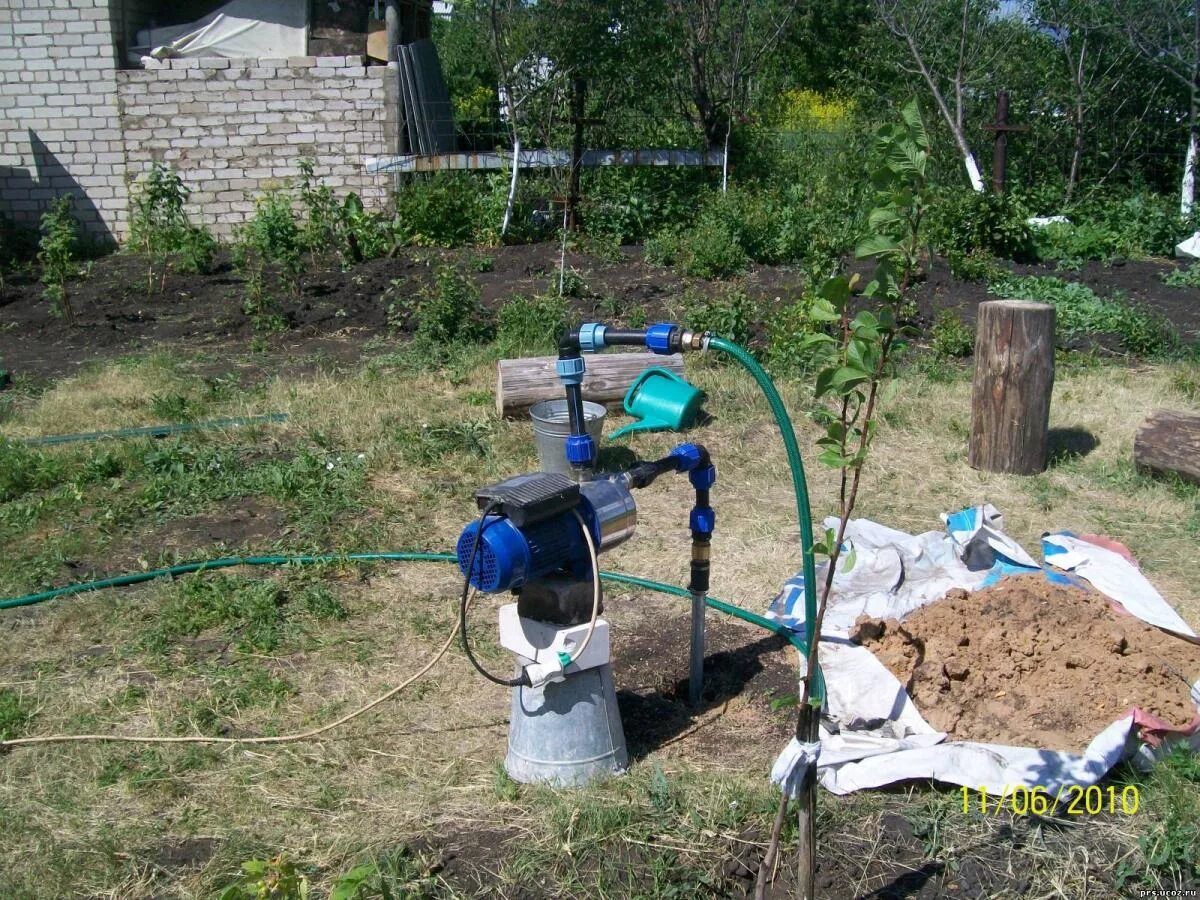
left=555, top=356, right=586, bottom=386
left=578, top=323, right=607, bottom=353
left=645, top=323, right=676, bottom=355
left=565, top=433, right=596, bottom=468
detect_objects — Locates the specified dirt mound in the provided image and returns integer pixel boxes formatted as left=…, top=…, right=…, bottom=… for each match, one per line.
left=852, top=575, right=1200, bottom=752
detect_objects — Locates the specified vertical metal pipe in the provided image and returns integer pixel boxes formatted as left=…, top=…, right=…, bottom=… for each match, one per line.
left=384, top=0, right=402, bottom=61
left=689, top=588, right=706, bottom=707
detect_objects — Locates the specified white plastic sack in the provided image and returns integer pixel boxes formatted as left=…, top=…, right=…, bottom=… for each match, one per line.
left=766, top=508, right=1200, bottom=795
left=133, top=0, right=307, bottom=62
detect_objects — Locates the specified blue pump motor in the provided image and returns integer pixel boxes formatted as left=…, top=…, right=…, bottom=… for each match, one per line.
left=457, top=476, right=637, bottom=593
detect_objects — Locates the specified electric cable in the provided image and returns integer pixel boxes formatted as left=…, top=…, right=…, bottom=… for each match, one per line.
left=563, top=506, right=601, bottom=666
left=457, top=500, right=527, bottom=688
left=0, top=580, right=464, bottom=749
left=0, top=557, right=809, bottom=751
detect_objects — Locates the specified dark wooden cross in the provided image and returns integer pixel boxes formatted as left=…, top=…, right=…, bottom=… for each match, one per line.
left=982, top=91, right=1029, bottom=195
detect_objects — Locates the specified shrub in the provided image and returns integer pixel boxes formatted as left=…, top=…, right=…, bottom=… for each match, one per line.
left=930, top=310, right=974, bottom=358
left=239, top=191, right=303, bottom=276
left=38, top=196, right=80, bottom=324
left=394, top=265, right=494, bottom=351
left=928, top=190, right=1034, bottom=262
left=644, top=228, right=682, bottom=267
left=678, top=218, right=748, bottom=279
left=1161, top=263, right=1200, bottom=289
left=496, top=293, right=569, bottom=356
left=129, top=163, right=217, bottom=289
left=767, top=295, right=825, bottom=376
left=1034, top=193, right=1190, bottom=263
left=945, top=249, right=1005, bottom=283
left=681, top=287, right=756, bottom=346
left=392, top=173, right=485, bottom=247
left=989, top=275, right=1177, bottom=356
left=298, top=159, right=389, bottom=263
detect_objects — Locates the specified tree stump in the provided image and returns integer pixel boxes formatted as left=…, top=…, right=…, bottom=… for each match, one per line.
left=1135, top=411, right=1200, bottom=485
left=968, top=300, right=1056, bottom=475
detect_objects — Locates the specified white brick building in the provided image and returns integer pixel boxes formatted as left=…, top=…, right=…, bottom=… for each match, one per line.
left=0, top=1, right=419, bottom=242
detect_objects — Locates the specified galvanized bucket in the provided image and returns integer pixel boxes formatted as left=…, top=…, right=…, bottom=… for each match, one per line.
left=529, top=399, right=606, bottom=475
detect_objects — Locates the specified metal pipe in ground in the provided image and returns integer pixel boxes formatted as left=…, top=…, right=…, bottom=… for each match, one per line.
left=689, top=589, right=706, bottom=707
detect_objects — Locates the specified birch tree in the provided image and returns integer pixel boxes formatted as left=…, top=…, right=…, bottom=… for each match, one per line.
left=1114, top=0, right=1200, bottom=215
left=873, top=0, right=1017, bottom=192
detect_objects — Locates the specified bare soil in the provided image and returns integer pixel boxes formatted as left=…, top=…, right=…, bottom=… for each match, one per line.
left=852, top=574, right=1200, bottom=752
left=2, top=245, right=1197, bottom=383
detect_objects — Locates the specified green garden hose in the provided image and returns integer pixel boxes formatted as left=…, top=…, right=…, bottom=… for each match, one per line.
left=706, top=336, right=821, bottom=698
left=14, top=414, right=289, bottom=448
left=0, top=553, right=806, bottom=653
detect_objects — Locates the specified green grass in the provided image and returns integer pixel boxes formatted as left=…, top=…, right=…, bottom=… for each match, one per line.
left=0, top=346, right=1197, bottom=897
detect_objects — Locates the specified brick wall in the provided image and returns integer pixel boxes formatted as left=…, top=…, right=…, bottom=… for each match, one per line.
left=0, top=0, right=128, bottom=242
left=117, top=55, right=393, bottom=239
left=1, top=1, right=397, bottom=243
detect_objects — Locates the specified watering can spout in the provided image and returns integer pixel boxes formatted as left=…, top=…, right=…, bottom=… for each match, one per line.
left=608, top=367, right=705, bottom=441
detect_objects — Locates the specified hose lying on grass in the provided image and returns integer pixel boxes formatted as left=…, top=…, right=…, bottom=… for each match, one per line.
left=0, top=553, right=804, bottom=750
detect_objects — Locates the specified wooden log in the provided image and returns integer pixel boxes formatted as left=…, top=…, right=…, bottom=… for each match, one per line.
left=497, top=352, right=684, bottom=417
left=1135, top=411, right=1200, bottom=485
left=968, top=300, right=1056, bottom=475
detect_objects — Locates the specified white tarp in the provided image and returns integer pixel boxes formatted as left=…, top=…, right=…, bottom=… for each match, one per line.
left=133, top=0, right=308, bottom=62
left=766, top=508, right=1200, bottom=795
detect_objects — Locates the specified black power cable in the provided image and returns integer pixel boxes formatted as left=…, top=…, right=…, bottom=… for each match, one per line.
left=459, top=500, right=530, bottom=688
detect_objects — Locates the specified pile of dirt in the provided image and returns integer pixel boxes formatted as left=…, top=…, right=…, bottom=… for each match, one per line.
left=851, top=575, right=1200, bottom=752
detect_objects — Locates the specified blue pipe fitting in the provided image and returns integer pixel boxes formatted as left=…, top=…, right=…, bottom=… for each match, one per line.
left=689, top=506, right=716, bottom=535
left=689, top=464, right=716, bottom=491
left=645, top=323, right=675, bottom=355
left=578, top=323, right=607, bottom=353
left=565, top=433, right=596, bottom=467
left=669, top=442, right=705, bottom=473
left=555, top=356, right=586, bottom=386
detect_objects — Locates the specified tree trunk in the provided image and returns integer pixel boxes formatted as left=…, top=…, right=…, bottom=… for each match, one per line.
left=496, top=352, right=684, bottom=417
left=968, top=301, right=1056, bottom=475
left=1135, top=411, right=1200, bottom=485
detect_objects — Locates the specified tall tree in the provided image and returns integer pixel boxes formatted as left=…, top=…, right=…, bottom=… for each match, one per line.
left=873, top=0, right=1019, bottom=191
left=1114, top=0, right=1200, bottom=214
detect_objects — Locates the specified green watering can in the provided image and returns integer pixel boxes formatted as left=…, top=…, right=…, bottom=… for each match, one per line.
left=608, top=367, right=705, bottom=440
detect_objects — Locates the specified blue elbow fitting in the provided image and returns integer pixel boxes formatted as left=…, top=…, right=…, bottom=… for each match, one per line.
left=645, top=323, right=675, bottom=355
left=578, top=323, right=607, bottom=353
left=689, top=464, right=716, bottom=491
left=565, top=433, right=596, bottom=468
left=669, top=442, right=705, bottom=473
left=555, top=356, right=586, bottom=386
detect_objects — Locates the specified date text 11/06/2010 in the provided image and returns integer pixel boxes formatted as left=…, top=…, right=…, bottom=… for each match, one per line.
left=960, top=784, right=1140, bottom=816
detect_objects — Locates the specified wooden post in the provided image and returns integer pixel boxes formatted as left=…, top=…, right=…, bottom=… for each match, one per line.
left=983, top=91, right=1029, bottom=195
left=968, top=300, right=1055, bottom=475
left=1135, top=411, right=1200, bottom=484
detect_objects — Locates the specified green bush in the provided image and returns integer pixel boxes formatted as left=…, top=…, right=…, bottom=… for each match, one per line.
left=930, top=310, right=974, bottom=358
left=392, top=173, right=485, bottom=247
left=38, top=196, right=80, bottom=324
left=129, top=164, right=217, bottom=288
left=767, top=295, right=825, bottom=376
left=497, top=293, right=570, bottom=355
left=581, top=167, right=704, bottom=244
left=681, top=287, right=757, bottom=346
left=989, top=274, right=1177, bottom=356
left=1161, top=263, right=1200, bottom=289
left=928, top=190, right=1034, bottom=262
left=1033, top=193, right=1191, bottom=263
left=644, top=228, right=682, bottom=267
left=298, top=159, right=390, bottom=263
left=238, top=191, right=303, bottom=276
left=394, top=265, right=494, bottom=350
left=678, top=218, right=748, bottom=279
left=945, top=249, right=1005, bottom=283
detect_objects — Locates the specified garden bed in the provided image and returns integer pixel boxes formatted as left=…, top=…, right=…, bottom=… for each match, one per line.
left=1, top=244, right=1198, bottom=383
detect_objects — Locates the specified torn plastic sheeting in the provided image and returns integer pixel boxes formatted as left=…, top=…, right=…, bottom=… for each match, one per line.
left=134, top=0, right=307, bottom=62
left=765, top=507, right=1200, bottom=795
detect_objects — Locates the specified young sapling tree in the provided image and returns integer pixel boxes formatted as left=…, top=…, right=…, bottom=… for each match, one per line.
left=37, top=196, right=81, bottom=326
left=756, top=99, right=931, bottom=900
